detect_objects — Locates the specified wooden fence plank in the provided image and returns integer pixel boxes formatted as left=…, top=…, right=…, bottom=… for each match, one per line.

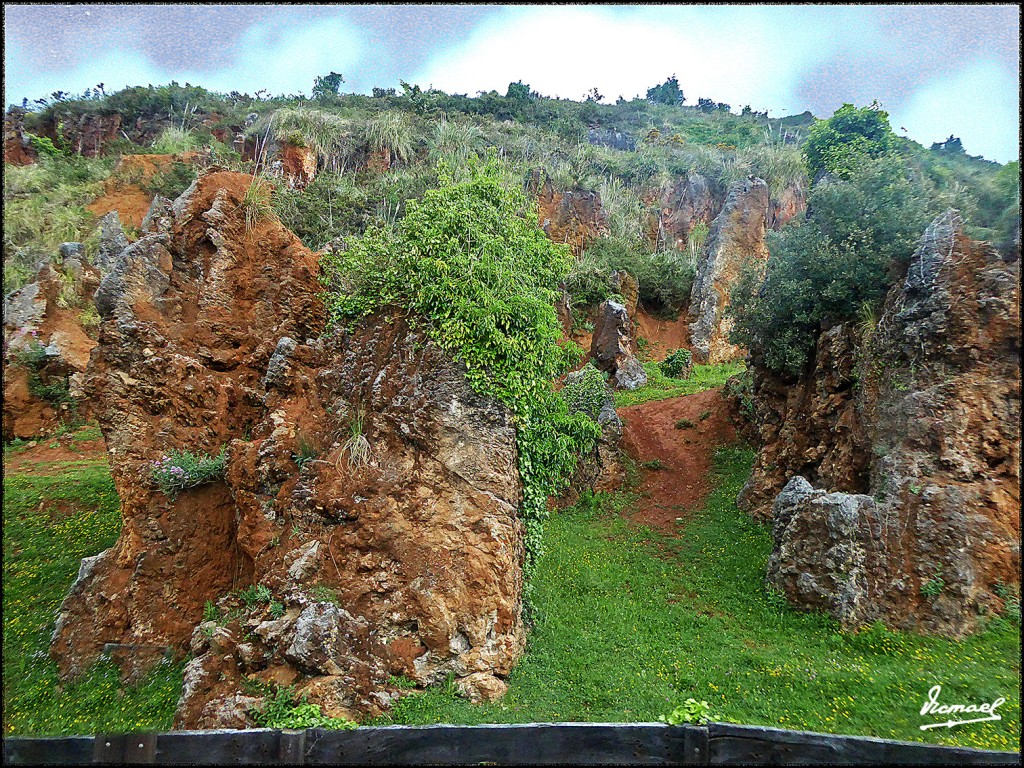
left=2, top=736, right=93, bottom=765
left=3, top=723, right=1020, bottom=766
left=708, top=723, right=1021, bottom=766
left=303, top=723, right=687, bottom=766
left=151, top=729, right=281, bottom=765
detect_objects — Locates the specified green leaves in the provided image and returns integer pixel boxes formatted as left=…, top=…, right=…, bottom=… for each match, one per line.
left=660, top=697, right=715, bottom=725
left=803, top=102, right=898, bottom=180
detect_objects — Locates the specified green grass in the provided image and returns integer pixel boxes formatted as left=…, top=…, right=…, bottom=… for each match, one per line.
left=614, top=361, right=746, bottom=407
left=3, top=446, right=183, bottom=736
left=3, top=429, right=1018, bottom=750
left=376, top=447, right=1021, bottom=752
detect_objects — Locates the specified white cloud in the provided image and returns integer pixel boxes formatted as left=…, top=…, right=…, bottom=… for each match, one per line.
left=890, top=60, right=1020, bottom=163
left=410, top=6, right=854, bottom=112
left=3, top=15, right=365, bottom=103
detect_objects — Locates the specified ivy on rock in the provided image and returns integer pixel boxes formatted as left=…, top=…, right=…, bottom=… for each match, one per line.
left=321, top=152, right=601, bottom=586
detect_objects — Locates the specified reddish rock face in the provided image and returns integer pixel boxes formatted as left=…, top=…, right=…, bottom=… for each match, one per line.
left=687, top=178, right=770, bottom=364
left=747, top=212, right=1021, bottom=636
left=39, top=112, right=122, bottom=158
left=648, top=173, right=722, bottom=251
left=767, top=180, right=807, bottom=230
left=531, top=170, right=608, bottom=256
left=278, top=143, right=318, bottom=188
left=49, top=171, right=526, bottom=727
left=3, top=108, right=36, bottom=166
left=3, top=256, right=101, bottom=440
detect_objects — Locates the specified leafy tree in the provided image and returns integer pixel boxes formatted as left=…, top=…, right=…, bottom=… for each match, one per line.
left=646, top=75, right=684, bottom=106
left=803, top=101, right=898, bottom=180
left=931, top=135, right=965, bottom=154
left=506, top=81, right=532, bottom=101
left=312, top=72, right=344, bottom=100
left=729, top=154, right=938, bottom=376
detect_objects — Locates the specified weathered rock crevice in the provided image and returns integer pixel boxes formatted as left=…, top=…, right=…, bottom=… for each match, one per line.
left=745, top=212, right=1020, bottom=635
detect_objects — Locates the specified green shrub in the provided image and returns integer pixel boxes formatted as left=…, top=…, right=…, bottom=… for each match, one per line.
left=660, top=349, right=693, bottom=379
left=321, top=153, right=600, bottom=581
left=562, top=363, right=609, bottom=421
left=728, top=154, right=938, bottom=377
left=803, top=102, right=898, bottom=180
left=26, top=133, right=64, bottom=158
left=660, top=698, right=715, bottom=725
left=150, top=446, right=227, bottom=499
left=251, top=686, right=358, bottom=730
left=150, top=127, right=200, bottom=154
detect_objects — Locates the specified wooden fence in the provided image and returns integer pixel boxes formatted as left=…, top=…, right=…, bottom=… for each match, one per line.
left=4, top=722, right=1020, bottom=765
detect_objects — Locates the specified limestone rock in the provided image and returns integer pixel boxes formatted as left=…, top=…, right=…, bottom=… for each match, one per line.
left=687, top=177, right=770, bottom=364
left=50, top=172, right=526, bottom=728
left=96, top=211, right=130, bottom=273
left=752, top=212, right=1020, bottom=635
left=590, top=300, right=647, bottom=390
left=766, top=477, right=875, bottom=627
left=650, top=173, right=721, bottom=251
left=456, top=672, right=508, bottom=704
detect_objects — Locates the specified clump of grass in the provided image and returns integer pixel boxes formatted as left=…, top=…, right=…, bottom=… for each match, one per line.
left=363, top=111, right=416, bottom=166
left=150, top=446, right=227, bottom=499
left=239, top=177, right=274, bottom=231
left=150, top=127, right=200, bottom=154
left=293, top=433, right=321, bottom=469
left=340, top=409, right=371, bottom=469
left=675, top=418, right=695, bottom=430
left=698, top=410, right=711, bottom=421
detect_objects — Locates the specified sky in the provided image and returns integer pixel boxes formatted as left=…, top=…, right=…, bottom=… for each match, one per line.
left=3, top=4, right=1020, bottom=163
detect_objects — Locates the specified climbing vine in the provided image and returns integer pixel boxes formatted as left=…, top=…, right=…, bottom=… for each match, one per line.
left=321, top=152, right=600, bottom=586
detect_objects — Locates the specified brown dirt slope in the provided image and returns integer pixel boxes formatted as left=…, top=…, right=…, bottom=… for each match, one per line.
left=618, top=387, right=736, bottom=531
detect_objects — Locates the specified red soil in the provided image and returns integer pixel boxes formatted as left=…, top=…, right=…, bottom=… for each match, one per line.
left=618, top=387, right=736, bottom=532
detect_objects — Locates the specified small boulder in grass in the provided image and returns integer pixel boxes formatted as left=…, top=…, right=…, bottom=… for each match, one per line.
left=661, top=348, right=693, bottom=380
left=456, top=672, right=508, bottom=704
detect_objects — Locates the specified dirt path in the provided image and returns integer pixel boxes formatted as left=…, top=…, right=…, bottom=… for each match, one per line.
left=618, top=387, right=736, bottom=532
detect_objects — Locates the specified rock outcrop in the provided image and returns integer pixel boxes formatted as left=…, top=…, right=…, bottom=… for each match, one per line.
left=590, top=300, right=647, bottom=390
left=562, top=368, right=625, bottom=500
left=2, top=250, right=101, bottom=439
left=649, top=173, right=721, bottom=252
left=49, top=171, right=526, bottom=728
left=530, top=170, right=608, bottom=256
left=687, top=177, right=770, bottom=364
left=748, top=212, right=1020, bottom=635
left=4, top=107, right=36, bottom=166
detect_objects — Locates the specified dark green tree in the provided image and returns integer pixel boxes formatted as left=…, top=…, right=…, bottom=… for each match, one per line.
left=312, top=72, right=344, bottom=100
left=803, top=101, right=898, bottom=179
left=646, top=75, right=684, bottom=106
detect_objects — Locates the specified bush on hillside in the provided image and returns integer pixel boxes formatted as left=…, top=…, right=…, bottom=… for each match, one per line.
left=728, top=154, right=939, bottom=377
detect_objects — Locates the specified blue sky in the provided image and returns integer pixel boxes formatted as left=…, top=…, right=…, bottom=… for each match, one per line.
left=3, top=4, right=1019, bottom=163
